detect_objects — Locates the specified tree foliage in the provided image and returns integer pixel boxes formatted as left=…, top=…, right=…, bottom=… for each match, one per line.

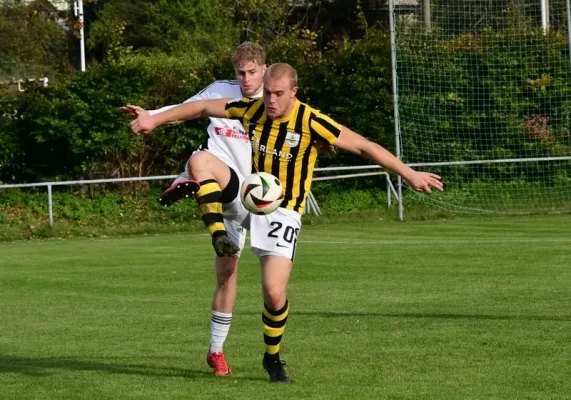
left=0, top=0, right=569, bottom=190
left=0, top=0, right=69, bottom=82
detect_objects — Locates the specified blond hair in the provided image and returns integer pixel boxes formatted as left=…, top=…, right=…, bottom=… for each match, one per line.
left=231, top=42, right=266, bottom=68
left=265, top=63, right=298, bottom=88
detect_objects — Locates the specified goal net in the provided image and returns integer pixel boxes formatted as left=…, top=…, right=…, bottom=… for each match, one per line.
left=393, top=0, right=571, bottom=214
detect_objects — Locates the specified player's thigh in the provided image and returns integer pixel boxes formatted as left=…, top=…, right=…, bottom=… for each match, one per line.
left=250, top=208, right=302, bottom=262
left=187, top=151, right=231, bottom=188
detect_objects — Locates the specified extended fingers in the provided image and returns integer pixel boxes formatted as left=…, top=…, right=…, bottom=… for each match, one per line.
left=430, top=176, right=444, bottom=191
left=413, top=173, right=443, bottom=194
left=120, top=106, right=135, bottom=117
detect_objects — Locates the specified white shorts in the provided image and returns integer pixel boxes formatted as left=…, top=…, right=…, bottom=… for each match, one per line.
left=249, top=208, right=302, bottom=261
left=223, top=195, right=248, bottom=254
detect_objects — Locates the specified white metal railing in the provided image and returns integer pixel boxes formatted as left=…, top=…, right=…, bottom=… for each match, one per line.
left=0, top=166, right=398, bottom=225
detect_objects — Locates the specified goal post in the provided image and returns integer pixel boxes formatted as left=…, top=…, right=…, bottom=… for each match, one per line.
left=390, top=0, right=571, bottom=215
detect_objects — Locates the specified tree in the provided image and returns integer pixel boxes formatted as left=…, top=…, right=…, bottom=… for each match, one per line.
left=87, top=0, right=236, bottom=65
left=0, top=0, right=70, bottom=83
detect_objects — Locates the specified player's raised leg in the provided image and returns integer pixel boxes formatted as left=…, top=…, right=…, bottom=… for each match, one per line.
left=188, top=151, right=240, bottom=258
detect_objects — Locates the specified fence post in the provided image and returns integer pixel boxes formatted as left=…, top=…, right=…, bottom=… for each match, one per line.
left=541, top=0, right=550, bottom=32
left=567, top=0, right=571, bottom=69
left=386, top=177, right=392, bottom=207
left=389, top=0, right=405, bottom=221
left=424, top=0, right=431, bottom=29
left=48, top=184, right=53, bottom=226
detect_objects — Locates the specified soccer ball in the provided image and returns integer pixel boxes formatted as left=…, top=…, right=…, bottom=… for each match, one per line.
left=240, top=172, right=284, bottom=215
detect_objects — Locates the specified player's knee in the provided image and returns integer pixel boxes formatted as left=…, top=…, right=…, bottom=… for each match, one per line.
left=263, top=288, right=286, bottom=310
left=188, top=152, right=209, bottom=176
left=216, top=259, right=238, bottom=283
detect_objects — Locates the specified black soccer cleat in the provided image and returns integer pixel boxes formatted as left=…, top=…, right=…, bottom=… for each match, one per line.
left=212, top=232, right=240, bottom=258
left=262, top=352, right=290, bottom=383
left=158, top=179, right=200, bottom=207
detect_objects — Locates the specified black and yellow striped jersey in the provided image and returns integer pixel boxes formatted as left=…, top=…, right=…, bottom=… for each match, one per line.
left=225, top=97, right=342, bottom=214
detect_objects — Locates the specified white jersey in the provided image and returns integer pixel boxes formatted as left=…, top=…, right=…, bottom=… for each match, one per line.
left=150, top=80, right=257, bottom=177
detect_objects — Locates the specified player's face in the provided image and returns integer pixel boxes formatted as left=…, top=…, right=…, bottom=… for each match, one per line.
left=263, top=76, right=297, bottom=119
left=235, top=61, right=266, bottom=97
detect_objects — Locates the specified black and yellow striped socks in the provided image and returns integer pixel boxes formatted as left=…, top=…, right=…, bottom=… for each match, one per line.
left=263, top=300, right=289, bottom=355
left=196, top=179, right=225, bottom=237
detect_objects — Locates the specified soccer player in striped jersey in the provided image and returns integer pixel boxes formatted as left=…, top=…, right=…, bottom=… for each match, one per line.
left=122, top=42, right=267, bottom=377
left=130, top=62, right=443, bottom=383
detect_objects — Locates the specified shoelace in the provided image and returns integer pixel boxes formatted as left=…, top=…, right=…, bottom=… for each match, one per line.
left=211, top=354, right=228, bottom=370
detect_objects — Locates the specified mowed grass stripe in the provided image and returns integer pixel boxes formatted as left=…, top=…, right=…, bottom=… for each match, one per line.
left=0, top=216, right=570, bottom=399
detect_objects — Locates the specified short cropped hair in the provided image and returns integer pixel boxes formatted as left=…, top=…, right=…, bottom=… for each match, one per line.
left=231, top=42, right=266, bottom=68
left=265, top=63, right=298, bottom=88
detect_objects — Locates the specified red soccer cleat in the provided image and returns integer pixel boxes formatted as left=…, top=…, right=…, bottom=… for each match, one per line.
left=158, top=179, right=200, bottom=207
left=207, top=351, right=232, bottom=376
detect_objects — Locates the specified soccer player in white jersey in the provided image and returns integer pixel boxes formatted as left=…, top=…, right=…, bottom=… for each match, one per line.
left=121, top=42, right=266, bottom=376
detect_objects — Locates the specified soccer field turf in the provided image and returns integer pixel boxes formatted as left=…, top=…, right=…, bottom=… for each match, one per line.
left=1, top=216, right=570, bottom=399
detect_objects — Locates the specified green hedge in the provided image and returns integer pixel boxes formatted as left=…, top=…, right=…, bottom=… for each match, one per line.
left=1, top=22, right=570, bottom=193
left=0, top=26, right=396, bottom=184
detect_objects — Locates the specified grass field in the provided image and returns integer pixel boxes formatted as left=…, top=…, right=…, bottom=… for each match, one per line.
left=1, top=216, right=570, bottom=399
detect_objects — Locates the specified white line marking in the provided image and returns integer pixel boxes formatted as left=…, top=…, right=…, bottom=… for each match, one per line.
left=299, top=238, right=571, bottom=245
left=199, top=233, right=571, bottom=245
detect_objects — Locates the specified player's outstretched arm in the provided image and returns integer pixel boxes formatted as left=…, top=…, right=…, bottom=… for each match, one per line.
left=334, top=127, right=443, bottom=194
left=129, top=98, right=230, bottom=135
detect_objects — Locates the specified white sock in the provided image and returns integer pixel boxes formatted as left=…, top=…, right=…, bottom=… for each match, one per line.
left=210, top=311, right=232, bottom=353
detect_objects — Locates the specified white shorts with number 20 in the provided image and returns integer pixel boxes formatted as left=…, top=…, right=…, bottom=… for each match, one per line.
left=248, top=208, right=302, bottom=261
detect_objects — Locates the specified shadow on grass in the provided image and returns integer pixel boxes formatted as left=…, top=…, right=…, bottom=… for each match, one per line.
left=0, top=354, right=264, bottom=381
left=243, top=311, right=571, bottom=322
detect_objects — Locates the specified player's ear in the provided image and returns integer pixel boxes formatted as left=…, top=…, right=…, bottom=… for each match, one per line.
left=291, top=86, right=298, bottom=97
left=261, top=64, right=267, bottom=74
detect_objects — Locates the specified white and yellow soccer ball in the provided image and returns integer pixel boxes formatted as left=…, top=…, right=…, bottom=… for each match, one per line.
left=240, top=172, right=284, bottom=215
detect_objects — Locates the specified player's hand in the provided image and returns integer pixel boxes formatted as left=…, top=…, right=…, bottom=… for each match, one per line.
left=130, top=110, right=157, bottom=135
left=120, top=104, right=148, bottom=119
left=405, top=171, right=443, bottom=194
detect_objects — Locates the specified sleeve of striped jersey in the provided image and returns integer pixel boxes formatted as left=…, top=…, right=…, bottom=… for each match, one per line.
left=309, top=112, right=343, bottom=144
left=224, top=97, right=255, bottom=121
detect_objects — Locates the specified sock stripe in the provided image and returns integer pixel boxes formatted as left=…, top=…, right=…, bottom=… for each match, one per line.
left=262, top=314, right=287, bottom=328
left=199, top=202, right=223, bottom=214
left=262, top=299, right=289, bottom=356
left=264, top=334, right=283, bottom=346
left=202, top=212, right=224, bottom=226
left=206, top=222, right=226, bottom=235
left=264, top=300, right=289, bottom=316
left=263, top=308, right=289, bottom=322
left=212, top=317, right=232, bottom=324
left=197, top=192, right=222, bottom=205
